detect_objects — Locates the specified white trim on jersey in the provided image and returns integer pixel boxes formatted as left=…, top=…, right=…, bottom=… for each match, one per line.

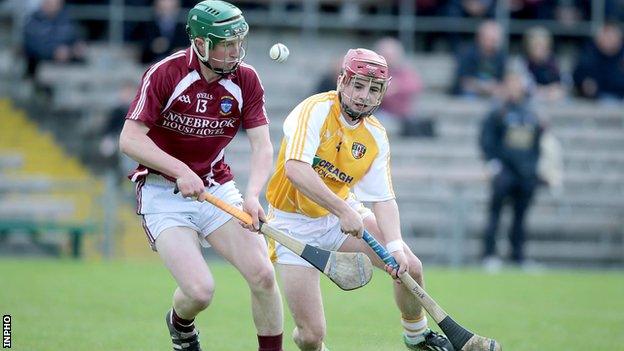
left=240, top=62, right=268, bottom=120
left=130, top=168, right=149, bottom=183
left=218, top=79, right=243, bottom=112
left=162, top=70, right=201, bottom=112
left=128, top=50, right=186, bottom=120
left=353, top=120, right=395, bottom=202
left=204, top=148, right=225, bottom=186
left=283, top=98, right=333, bottom=164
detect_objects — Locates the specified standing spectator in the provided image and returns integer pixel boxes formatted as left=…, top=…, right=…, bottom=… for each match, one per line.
left=479, top=69, right=544, bottom=271
left=22, top=0, right=86, bottom=77
left=452, top=20, right=507, bottom=98
left=522, top=26, right=566, bottom=101
left=139, top=0, right=188, bottom=64
left=374, top=37, right=432, bottom=137
left=573, top=22, right=624, bottom=101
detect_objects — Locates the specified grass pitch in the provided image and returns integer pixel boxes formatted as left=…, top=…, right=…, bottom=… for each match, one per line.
left=1, top=258, right=622, bottom=351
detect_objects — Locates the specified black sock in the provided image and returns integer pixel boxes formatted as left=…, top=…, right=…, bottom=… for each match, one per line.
left=171, top=308, right=195, bottom=333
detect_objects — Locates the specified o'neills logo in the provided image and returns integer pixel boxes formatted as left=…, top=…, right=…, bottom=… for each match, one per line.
left=161, top=111, right=236, bottom=137
left=313, top=158, right=354, bottom=184
left=351, top=142, right=366, bottom=159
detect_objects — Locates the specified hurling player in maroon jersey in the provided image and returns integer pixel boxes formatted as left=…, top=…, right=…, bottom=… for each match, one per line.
left=119, top=1, right=283, bottom=350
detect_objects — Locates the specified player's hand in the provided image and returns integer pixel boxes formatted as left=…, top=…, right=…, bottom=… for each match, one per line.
left=242, top=196, right=264, bottom=232
left=175, top=171, right=205, bottom=200
left=385, top=249, right=408, bottom=283
left=338, top=207, right=364, bottom=238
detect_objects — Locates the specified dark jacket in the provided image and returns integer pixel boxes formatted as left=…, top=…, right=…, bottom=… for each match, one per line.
left=452, top=44, right=506, bottom=95
left=23, top=9, right=78, bottom=60
left=573, top=42, right=624, bottom=98
left=479, top=101, right=543, bottom=180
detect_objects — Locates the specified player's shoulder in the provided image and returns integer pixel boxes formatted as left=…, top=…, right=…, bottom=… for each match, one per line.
left=300, top=91, right=338, bottom=107
left=237, top=62, right=262, bottom=81
left=364, top=115, right=387, bottom=133
left=362, top=115, right=389, bottom=147
left=143, top=50, right=189, bottom=81
left=150, top=50, right=188, bottom=71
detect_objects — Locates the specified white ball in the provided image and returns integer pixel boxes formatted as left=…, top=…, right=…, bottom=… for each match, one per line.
left=269, top=43, right=289, bottom=63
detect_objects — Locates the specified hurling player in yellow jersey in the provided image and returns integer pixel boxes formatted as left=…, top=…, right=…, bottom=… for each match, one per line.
left=265, top=49, right=453, bottom=351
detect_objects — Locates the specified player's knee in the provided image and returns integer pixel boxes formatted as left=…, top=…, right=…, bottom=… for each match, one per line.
left=185, top=281, right=215, bottom=309
left=295, top=326, right=325, bottom=349
left=247, top=263, right=277, bottom=292
left=407, top=254, right=423, bottom=282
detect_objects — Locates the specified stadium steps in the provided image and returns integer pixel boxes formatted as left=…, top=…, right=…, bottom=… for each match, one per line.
left=0, top=99, right=146, bottom=259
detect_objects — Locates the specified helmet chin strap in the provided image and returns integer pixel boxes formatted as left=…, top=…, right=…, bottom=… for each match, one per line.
left=338, top=93, right=374, bottom=121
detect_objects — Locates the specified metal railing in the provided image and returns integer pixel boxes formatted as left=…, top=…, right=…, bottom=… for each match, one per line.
left=2, top=0, right=609, bottom=52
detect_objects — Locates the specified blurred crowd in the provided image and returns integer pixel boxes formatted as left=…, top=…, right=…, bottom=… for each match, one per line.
left=14, top=0, right=624, bottom=145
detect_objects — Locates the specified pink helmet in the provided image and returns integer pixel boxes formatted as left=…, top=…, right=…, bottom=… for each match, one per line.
left=338, top=48, right=391, bottom=120
left=342, top=48, right=390, bottom=81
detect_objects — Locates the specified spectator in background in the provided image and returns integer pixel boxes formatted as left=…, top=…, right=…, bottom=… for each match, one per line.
left=447, top=0, right=496, bottom=18
left=23, top=0, right=86, bottom=78
left=452, top=20, right=506, bottom=98
left=573, top=22, right=624, bottom=102
left=479, top=68, right=544, bottom=272
left=510, top=0, right=556, bottom=19
left=374, top=37, right=433, bottom=137
left=99, top=80, right=138, bottom=175
left=139, top=0, right=188, bottom=64
left=522, top=26, right=566, bottom=101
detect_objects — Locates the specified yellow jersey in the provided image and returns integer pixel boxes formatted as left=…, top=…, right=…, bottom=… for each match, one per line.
left=266, top=91, right=394, bottom=218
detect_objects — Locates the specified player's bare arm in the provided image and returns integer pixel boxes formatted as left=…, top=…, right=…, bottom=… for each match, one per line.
left=284, top=159, right=363, bottom=238
left=242, top=124, right=273, bottom=231
left=372, top=199, right=409, bottom=279
left=119, top=119, right=204, bottom=198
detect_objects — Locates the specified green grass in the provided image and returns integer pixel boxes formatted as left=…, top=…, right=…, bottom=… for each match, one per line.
left=1, top=259, right=623, bottom=351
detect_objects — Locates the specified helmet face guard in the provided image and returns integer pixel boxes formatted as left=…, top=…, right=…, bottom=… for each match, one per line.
left=337, top=48, right=391, bottom=121
left=187, top=1, right=249, bottom=74
left=191, top=31, right=248, bottom=75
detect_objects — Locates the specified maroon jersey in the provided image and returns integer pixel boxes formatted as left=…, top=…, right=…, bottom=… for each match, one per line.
left=126, top=48, right=268, bottom=185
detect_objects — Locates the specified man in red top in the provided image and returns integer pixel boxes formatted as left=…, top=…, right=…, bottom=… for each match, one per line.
left=119, top=1, right=283, bottom=350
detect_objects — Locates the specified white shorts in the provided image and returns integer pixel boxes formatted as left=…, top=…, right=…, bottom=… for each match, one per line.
left=267, top=195, right=373, bottom=267
left=136, top=174, right=243, bottom=251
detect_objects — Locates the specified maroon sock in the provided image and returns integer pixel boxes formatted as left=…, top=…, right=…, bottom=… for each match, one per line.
left=258, top=333, right=283, bottom=351
left=171, top=308, right=195, bottom=333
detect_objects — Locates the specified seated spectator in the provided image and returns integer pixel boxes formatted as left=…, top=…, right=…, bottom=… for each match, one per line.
left=414, top=0, right=449, bottom=16
left=522, top=26, right=566, bottom=101
left=374, top=37, right=433, bottom=137
left=139, top=0, right=188, bottom=64
left=510, top=0, right=556, bottom=19
left=447, top=0, right=496, bottom=18
left=573, top=22, right=624, bottom=101
left=23, top=0, right=86, bottom=78
left=452, top=20, right=506, bottom=98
